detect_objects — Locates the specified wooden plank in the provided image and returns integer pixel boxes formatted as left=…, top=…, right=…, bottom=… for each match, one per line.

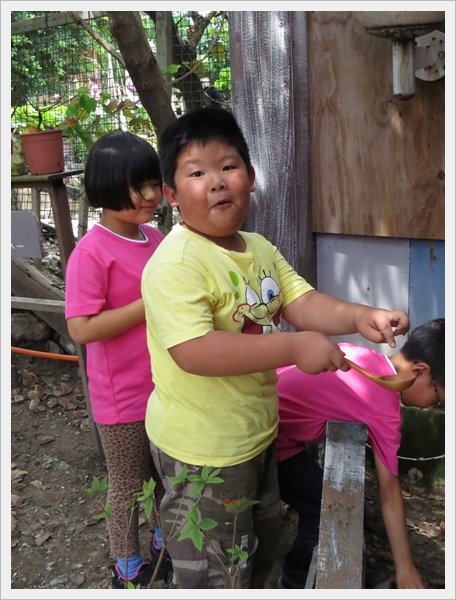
left=11, top=170, right=83, bottom=184
left=11, top=257, right=69, bottom=343
left=47, top=179, right=76, bottom=275
left=156, top=12, right=174, bottom=95
left=315, top=421, right=368, bottom=589
left=11, top=297, right=65, bottom=313
left=11, top=12, right=107, bottom=35
left=308, top=12, right=444, bottom=240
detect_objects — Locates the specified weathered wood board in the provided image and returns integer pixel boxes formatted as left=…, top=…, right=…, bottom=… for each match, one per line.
left=315, top=421, right=368, bottom=589
left=308, top=12, right=444, bottom=240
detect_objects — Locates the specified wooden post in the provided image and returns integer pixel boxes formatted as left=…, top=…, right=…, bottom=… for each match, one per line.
left=229, top=12, right=316, bottom=285
left=315, top=421, right=368, bottom=589
left=77, top=193, right=89, bottom=241
left=155, top=11, right=173, bottom=96
left=11, top=171, right=104, bottom=458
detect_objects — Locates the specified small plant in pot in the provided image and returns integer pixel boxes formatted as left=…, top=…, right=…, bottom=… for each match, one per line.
left=14, top=102, right=66, bottom=176
left=13, top=87, right=156, bottom=176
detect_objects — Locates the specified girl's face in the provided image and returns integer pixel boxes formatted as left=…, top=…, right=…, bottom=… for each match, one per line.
left=163, top=140, right=255, bottom=244
left=128, top=180, right=163, bottom=222
left=102, top=179, right=162, bottom=238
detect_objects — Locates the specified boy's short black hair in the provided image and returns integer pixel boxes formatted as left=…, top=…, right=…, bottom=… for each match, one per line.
left=401, top=318, right=445, bottom=386
left=84, top=131, right=162, bottom=211
left=158, top=107, right=252, bottom=188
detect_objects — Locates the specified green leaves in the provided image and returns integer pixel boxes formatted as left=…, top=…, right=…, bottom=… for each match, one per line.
left=187, top=465, right=223, bottom=497
left=226, top=544, right=249, bottom=563
left=177, top=506, right=217, bottom=551
left=164, top=64, right=180, bottom=75
left=85, top=475, right=108, bottom=494
left=170, top=465, right=223, bottom=497
left=93, top=505, right=112, bottom=521
left=134, top=478, right=156, bottom=519
left=169, top=465, right=188, bottom=486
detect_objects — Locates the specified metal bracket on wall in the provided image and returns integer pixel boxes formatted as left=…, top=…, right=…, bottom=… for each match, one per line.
left=415, top=30, right=445, bottom=82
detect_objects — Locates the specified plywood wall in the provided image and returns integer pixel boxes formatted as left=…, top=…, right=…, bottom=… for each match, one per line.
left=308, top=12, right=444, bottom=240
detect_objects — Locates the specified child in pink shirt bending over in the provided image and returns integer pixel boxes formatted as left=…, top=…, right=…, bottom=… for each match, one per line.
left=277, top=318, right=444, bottom=589
left=65, top=131, right=171, bottom=589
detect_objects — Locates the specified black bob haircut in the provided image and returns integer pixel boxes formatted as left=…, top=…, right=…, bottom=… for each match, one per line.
left=84, top=131, right=162, bottom=211
left=158, top=107, right=252, bottom=189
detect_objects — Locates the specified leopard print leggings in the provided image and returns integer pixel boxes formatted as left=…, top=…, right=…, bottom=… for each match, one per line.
left=97, top=421, right=164, bottom=559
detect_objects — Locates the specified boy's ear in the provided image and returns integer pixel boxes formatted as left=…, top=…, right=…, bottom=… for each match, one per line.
left=248, top=166, right=256, bottom=192
left=163, top=183, right=179, bottom=208
left=411, top=362, right=431, bottom=377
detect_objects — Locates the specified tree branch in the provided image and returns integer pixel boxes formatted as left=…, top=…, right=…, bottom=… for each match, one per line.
left=69, top=11, right=126, bottom=68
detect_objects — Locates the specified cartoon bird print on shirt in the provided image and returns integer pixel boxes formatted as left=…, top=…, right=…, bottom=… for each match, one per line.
left=232, top=273, right=283, bottom=334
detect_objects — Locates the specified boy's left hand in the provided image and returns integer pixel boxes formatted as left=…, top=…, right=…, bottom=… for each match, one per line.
left=355, top=309, right=409, bottom=348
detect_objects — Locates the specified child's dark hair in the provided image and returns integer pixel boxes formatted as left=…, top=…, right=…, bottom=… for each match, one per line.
left=84, top=131, right=162, bottom=210
left=401, top=318, right=445, bottom=386
left=158, top=107, right=252, bottom=188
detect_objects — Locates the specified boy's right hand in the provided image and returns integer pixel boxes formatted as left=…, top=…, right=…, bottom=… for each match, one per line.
left=293, top=331, right=349, bottom=375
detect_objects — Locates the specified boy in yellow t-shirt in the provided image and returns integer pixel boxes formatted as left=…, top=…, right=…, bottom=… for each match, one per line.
left=141, top=107, right=409, bottom=589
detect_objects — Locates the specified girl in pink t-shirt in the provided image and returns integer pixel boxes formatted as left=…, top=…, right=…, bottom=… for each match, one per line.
left=65, top=131, right=170, bottom=588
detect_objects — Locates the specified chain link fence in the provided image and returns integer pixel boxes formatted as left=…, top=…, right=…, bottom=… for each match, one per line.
left=11, top=10, right=231, bottom=233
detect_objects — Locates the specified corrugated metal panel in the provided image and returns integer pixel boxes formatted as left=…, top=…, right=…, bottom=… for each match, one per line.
left=409, top=240, right=445, bottom=327
left=316, top=233, right=410, bottom=354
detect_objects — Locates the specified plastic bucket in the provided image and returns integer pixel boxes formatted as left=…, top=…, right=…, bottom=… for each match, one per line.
left=20, top=129, right=65, bottom=175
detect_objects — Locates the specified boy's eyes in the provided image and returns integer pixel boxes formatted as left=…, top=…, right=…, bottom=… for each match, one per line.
left=190, top=165, right=236, bottom=177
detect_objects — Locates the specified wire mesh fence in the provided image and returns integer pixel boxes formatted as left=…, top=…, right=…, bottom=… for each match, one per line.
left=11, top=10, right=231, bottom=231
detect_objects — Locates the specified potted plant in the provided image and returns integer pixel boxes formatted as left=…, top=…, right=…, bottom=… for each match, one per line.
left=13, top=101, right=67, bottom=175
left=12, top=87, right=155, bottom=176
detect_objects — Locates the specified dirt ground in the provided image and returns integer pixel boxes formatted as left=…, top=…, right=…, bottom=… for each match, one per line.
left=10, top=351, right=445, bottom=592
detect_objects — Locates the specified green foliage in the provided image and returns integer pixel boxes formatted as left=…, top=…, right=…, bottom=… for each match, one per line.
left=186, top=465, right=224, bottom=497
left=196, top=13, right=230, bottom=88
left=85, top=466, right=258, bottom=588
left=226, top=544, right=249, bottom=563
left=214, top=67, right=231, bottom=93
left=134, top=477, right=156, bottom=520
left=85, top=475, right=109, bottom=494
left=177, top=506, right=217, bottom=550
left=93, top=505, right=112, bottom=521
left=169, top=466, right=188, bottom=485
left=11, top=102, right=67, bottom=131
left=11, top=11, right=95, bottom=106
left=164, top=64, right=181, bottom=75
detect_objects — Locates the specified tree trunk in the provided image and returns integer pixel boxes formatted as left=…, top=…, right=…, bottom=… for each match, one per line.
left=107, top=11, right=176, bottom=137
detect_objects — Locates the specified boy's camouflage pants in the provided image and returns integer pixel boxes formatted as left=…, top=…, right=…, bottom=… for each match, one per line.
left=150, top=441, right=282, bottom=589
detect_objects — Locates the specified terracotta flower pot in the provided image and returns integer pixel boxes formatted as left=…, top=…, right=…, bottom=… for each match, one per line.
left=20, top=129, right=65, bottom=175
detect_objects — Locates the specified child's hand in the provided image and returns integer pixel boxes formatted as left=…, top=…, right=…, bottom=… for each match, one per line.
left=354, top=308, right=409, bottom=348
left=395, top=563, right=425, bottom=589
left=293, top=331, right=349, bottom=375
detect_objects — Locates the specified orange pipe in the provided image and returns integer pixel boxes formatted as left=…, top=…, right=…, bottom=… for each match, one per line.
left=11, top=346, right=79, bottom=362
